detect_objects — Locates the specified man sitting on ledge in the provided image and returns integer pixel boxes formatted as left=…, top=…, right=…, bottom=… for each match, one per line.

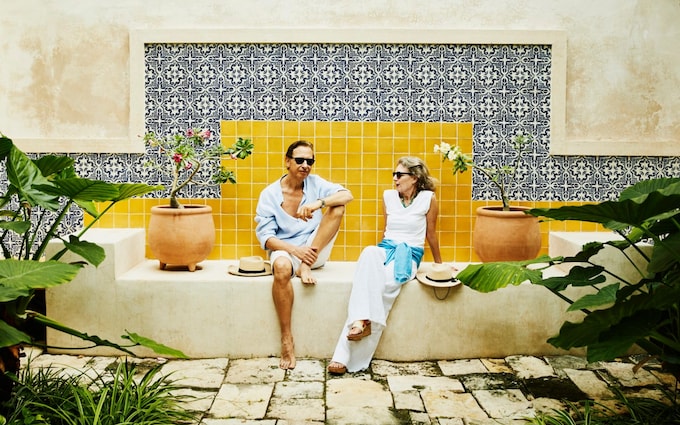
left=255, top=140, right=354, bottom=370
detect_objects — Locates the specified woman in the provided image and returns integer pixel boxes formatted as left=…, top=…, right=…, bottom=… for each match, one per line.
left=327, top=156, right=443, bottom=375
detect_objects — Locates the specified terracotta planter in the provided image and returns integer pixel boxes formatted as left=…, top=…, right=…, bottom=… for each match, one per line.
left=147, top=205, right=215, bottom=272
left=473, top=206, right=541, bottom=262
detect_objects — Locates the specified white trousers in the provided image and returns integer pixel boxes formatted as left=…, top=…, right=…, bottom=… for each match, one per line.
left=330, top=245, right=416, bottom=372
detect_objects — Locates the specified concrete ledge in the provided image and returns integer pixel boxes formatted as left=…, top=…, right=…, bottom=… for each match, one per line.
left=46, top=228, right=586, bottom=360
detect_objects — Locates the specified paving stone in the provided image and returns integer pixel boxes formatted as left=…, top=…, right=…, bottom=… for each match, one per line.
left=326, top=406, right=401, bottom=425
left=388, top=375, right=464, bottom=393
left=505, top=355, right=555, bottom=379
left=421, top=390, right=488, bottom=419
left=327, top=377, right=393, bottom=407
left=531, top=397, right=567, bottom=415
left=544, top=355, right=589, bottom=378
left=523, top=376, right=588, bottom=402
left=459, top=373, right=522, bottom=391
left=439, top=359, right=488, bottom=375
left=437, top=418, right=465, bottom=425
left=272, top=380, right=324, bottom=399
left=201, top=420, right=277, bottom=425
left=600, top=361, right=661, bottom=387
left=267, top=397, right=325, bottom=422
left=160, top=358, right=228, bottom=389
left=480, top=358, right=513, bottom=374
left=370, top=359, right=440, bottom=377
left=287, top=358, right=325, bottom=381
left=225, top=358, right=284, bottom=384
left=472, top=389, right=533, bottom=419
left=173, top=387, right=217, bottom=413
left=562, top=369, right=613, bottom=400
left=409, top=410, right=432, bottom=424
left=393, top=389, right=425, bottom=411
left=208, top=383, right=274, bottom=419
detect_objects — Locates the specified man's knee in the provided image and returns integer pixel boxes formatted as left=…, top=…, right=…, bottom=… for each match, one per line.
left=272, top=257, right=293, bottom=281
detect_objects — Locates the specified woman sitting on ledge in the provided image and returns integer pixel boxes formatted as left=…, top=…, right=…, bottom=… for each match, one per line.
left=328, top=156, right=443, bottom=375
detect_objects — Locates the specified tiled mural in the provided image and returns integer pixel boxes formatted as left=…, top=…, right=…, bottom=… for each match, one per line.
left=3, top=41, right=678, bottom=261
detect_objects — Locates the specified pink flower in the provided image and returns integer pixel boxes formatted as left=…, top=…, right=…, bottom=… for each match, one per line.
left=230, top=153, right=238, bottom=160
left=172, top=153, right=183, bottom=163
left=185, top=162, right=193, bottom=170
left=200, top=129, right=211, bottom=139
left=186, top=128, right=195, bottom=137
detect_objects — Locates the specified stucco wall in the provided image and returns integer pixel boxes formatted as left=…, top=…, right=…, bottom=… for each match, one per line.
left=1, top=0, right=679, bottom=155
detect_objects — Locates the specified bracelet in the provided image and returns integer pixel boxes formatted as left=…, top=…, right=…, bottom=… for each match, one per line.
left=319, top=198, right=326, bottom=208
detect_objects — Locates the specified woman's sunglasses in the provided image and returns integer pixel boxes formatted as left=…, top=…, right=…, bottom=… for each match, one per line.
left=290, top=157, right=315, bottom=166
left=392, top=172, right=413, bottom=179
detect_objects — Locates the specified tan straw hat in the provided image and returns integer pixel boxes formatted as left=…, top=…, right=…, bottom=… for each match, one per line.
left=416, top=263, right=461, bottom=288
left=228, top=256, right=272, bottom=277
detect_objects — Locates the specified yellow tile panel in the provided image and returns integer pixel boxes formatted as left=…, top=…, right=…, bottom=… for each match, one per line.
left=96, top=120, right=586, bottom=263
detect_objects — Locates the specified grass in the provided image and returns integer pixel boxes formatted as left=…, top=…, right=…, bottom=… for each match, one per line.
left=0, top=360, right=198, bottom=425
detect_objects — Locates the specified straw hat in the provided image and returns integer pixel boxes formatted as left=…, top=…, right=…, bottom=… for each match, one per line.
left=416, top=263, right=461, bottom=288
left=228, top=256, right=272, bottom=277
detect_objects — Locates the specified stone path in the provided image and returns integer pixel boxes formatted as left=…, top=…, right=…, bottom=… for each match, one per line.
left=22, top=350, right=677, bottom=424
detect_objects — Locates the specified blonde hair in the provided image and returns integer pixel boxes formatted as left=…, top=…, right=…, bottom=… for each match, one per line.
left=397, top=156, right=437, bottom=192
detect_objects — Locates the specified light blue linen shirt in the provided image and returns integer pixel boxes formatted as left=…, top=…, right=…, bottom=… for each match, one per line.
left=255, top=174, right=346, bottom=250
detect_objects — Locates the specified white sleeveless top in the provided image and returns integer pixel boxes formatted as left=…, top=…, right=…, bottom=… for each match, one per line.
left=382, top=189, right=433, bottom=248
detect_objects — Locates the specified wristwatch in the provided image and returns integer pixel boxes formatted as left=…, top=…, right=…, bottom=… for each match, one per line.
left=319, top=198, right=326, bottom=208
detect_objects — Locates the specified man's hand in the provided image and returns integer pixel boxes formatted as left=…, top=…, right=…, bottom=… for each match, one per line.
left=293, top=246, right=319, bottom=266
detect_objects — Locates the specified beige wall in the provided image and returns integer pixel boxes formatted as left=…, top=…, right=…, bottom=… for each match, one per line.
left=1, top=0, right=679, bottom=155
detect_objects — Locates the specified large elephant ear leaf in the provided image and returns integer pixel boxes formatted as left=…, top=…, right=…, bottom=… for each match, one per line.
left=619, top=177, right=680, bottom=201
left=457, top=255, right=550, bottom=293
left=0, top=320, right=32, bottom=348
left=63, top=235, right=106, bottom=267
left=0, top=135, right=12, bottom=159
left=0, top=258, right=83, bottom=291
left=6, top=146, right=61, bottom=211
left=33, top=155, right=76, bottom=178
left=37, top=178, right=120, bottom=202
left=113, top=182, right=163, bottom=201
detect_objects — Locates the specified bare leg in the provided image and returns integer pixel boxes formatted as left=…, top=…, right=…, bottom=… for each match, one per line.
left=298, top=205, right=346, bottom=284
left=272, top=257, right=296, bottom=369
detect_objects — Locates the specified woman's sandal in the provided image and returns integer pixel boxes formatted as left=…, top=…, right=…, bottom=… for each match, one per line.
left=328, top=361, right=347, bottom=375
left=347, top=319, right=371, bottom=341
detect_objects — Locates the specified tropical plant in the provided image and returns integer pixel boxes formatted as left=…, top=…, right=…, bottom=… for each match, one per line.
left=1, top=360, right=197, bottom=424
left=434, top=132, right=534, bottom=211
left=143, top=127, right=254, bottom=208
left=456, top=177, right=680, bottom=377
left=0, top=134, right=187, bottom=401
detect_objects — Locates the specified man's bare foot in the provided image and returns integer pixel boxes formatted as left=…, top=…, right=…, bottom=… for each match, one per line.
left=297, top=263, right=317, bottom=285
left=280, top=337, right=296, bottom=369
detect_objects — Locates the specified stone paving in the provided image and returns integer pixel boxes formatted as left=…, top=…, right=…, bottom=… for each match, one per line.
left=21, top=349, right=678, bottom=425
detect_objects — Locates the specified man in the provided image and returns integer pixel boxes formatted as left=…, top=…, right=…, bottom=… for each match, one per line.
left=255, top=140, right=353, bottom=369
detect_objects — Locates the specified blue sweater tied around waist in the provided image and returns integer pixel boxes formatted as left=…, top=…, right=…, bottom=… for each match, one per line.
left=377, top=239, right=424, bottom=284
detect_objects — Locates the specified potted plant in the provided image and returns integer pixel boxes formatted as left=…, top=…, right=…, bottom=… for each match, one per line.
left=456, top=177, right=680, bottom=379
left=435, top=133, right=541, bottom=262
left=143, top=128, right=254, bottom=271
left=0, top=134, right=186, bottom=400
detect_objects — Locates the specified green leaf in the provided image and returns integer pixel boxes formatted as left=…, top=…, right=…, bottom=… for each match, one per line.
left=647, top=231, right=680, bottom=274
left=457, top=255, right=550, bottom=293
left=567, top=283, right=619, bottom=312
left=122, top=331, right=189, bottom=359
left=63, top=235, right=106, bottom=266
left=527, top=182, right=680, bottom=230
left=0, top=319, right=32, bottom=348
left=0, top=285, right=31, bottom=302
left=6, top=146, right=61, bottom=211
left=0, top=258, right=83, bottom=291
left=33, top=155, right=75, bottom=178
left=113, top=182, right=164, bottom=201
left=539, top=265, right=606, bottom=291
left=0, top=220, right=31, bottom=235
left=38, top=178, right=120, bottom=201
left=0, top=135, right=12, bottom=160
left=619, top=177, right=680, bottom=201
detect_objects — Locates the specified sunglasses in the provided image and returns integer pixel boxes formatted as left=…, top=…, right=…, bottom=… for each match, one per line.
left=290, top=157, right=315, bottom=166
left=392, top=172, right=413, bottom=179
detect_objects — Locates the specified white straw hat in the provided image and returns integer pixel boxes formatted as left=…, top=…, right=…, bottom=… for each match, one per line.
left=416, top=263, right=461, bottom=288
left=228, top=256, right=272, bottom=277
